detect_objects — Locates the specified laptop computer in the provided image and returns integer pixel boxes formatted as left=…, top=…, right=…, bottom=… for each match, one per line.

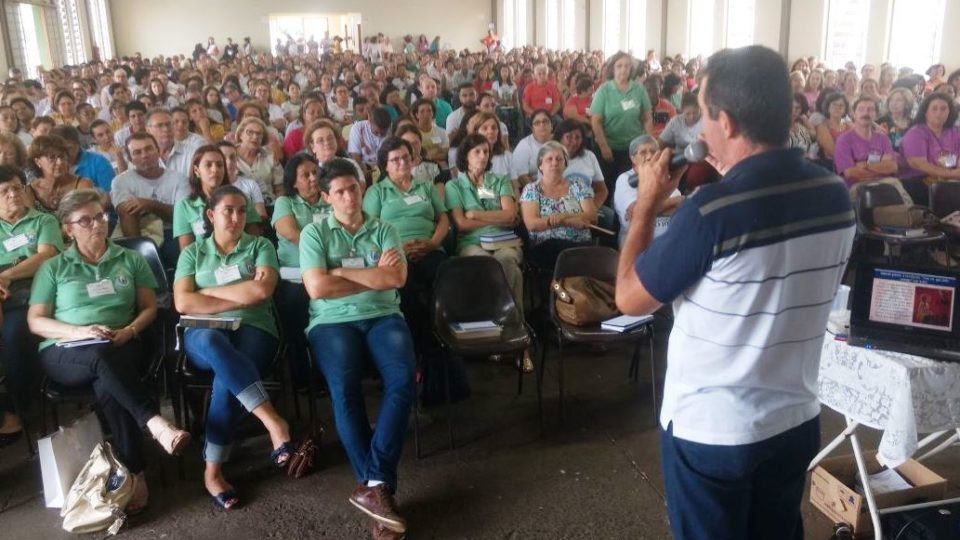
left=848, top=260, right=960, bottom=362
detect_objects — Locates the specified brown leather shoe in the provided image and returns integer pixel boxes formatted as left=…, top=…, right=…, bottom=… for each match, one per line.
left=370, top=520, right=406, bottom=539
left=349, top=484, right=407, bottom=533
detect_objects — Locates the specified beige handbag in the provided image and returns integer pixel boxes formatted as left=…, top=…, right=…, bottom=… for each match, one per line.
left=60, top=442, right=133, bottom=535
left=552, top=277, right=619, bottom=326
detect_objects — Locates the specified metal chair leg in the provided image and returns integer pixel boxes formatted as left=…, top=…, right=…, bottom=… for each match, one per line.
left=648, top=330, right=658, bottom=425
left=535, top=339, right=545, bottom=435
left=557, top=338, right=565, bottom=423
left=443, top=352, right=454, bottom=451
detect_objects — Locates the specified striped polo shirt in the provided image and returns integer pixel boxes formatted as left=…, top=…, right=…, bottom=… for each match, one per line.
left=636, top=148, right=855, bottom=446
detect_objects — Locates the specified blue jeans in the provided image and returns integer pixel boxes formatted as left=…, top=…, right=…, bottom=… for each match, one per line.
left=660, top=417, right=820, bottom=540
left=1, top=306, right=37, bottom=412
left=307, top=314, right=415, bottom=490
left=274, top=280, right=311, bottom=388
left=185, top=325, right=278, bottom=463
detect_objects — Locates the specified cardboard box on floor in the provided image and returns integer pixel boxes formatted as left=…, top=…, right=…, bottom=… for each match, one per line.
left=809, top=450, right=947, bottom=535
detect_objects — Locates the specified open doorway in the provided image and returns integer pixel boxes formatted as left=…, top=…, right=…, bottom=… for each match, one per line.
left=268, top=12, right=361, bottom=54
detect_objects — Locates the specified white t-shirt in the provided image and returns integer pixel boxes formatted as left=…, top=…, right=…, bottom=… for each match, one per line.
left=660, top=116, right=703, bottom=151
left=563, top=151, right=604, bottom=185
left=233, top=175, right=265, bottom=205
left=512, top=135, right=547, bottom=179
left=613, top=171, right=679, bottom=246
left=111, top=168, right=189, bottom=226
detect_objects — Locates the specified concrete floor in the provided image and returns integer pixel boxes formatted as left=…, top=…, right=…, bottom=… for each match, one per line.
left=1, top=314, right=958, bottom=539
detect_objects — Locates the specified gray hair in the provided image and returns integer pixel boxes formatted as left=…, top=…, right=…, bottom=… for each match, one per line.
left=57, top=188, right=104, bottom=224
left=536, top=140, right=569, bottom=170
left=629, top=135, right=660, bottom=157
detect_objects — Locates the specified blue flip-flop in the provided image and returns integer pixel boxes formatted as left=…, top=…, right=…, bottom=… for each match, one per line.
left=212, top=489, right=240, bottom=510
left=271, top=441, right=294, bottom=468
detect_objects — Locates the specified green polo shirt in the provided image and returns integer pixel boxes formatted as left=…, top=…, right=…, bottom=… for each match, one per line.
left=172, top=195, right=262, bottom=244
left=588, top=80, right=651, bottom=151
left=30, top=242, right=157, bottom=350
left=299, top=213, right=404, bottom=329
left=0, top=208, right=63, bottom=267
left=444, top=172, right=515, bottom=251
left=270, top=194, right=331, bottom=268
left=174, top=233, right=279, bottom=337
left=362, top=176, right=446, bottom=242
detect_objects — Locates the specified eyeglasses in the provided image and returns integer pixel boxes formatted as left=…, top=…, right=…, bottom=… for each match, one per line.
left=67, top=212, right=108, bottom=229
left=532, top=119, right=552, bottom=126
left=0, top=183, right=24, bottom=197
left=388, top=155, right=411, bottom=165
left=243, top=129, right=263, bottom=137
left=41, top=154, right=66, bottom=163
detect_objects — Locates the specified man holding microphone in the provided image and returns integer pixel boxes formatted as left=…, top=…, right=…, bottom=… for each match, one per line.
left=615, top=46, right=856, bottom=540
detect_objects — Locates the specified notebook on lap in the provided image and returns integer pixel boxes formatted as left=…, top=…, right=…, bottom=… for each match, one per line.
left=848, top=260, right=960, bottom=362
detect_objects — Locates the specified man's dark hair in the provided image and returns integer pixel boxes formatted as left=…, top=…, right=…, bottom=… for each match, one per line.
left=317, top=157, right=362, bottom=193
left=371, top=107, right=392, bottom=130
left=700, top=46, right=791, bottom=147
left=124, top=101, right=147, bottom=116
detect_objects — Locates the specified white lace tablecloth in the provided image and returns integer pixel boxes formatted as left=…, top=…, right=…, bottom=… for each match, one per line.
left=819, top=329, right=960, bottom=468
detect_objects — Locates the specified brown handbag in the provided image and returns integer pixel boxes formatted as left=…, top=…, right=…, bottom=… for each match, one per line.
left=286, top=429, right=323, bottom=479
left=552, top=277, right=618, bottom=326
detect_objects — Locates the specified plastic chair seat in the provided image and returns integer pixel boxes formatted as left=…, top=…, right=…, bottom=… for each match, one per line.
left=437, top=323, right=531, bottom=357
left=554, top=318, right=653, bottom=343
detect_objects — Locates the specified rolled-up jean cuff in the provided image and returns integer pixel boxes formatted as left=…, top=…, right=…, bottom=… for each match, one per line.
left=237, top=381, right=269, bottom=412
left=204, top=440, right=233, bottom=463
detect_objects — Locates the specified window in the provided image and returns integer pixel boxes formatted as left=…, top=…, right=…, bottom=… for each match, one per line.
left=688, top=0, right=716, bottom=57
left=502, top=0, right=529, bottom=49
left=823, top=0, right=869, bottom=69
left=602, top=0, right=621, bottom=58
left=627, top=0, right=647, bottom=57
left=57, top=0, right=85, bottom=64
left=18, top=3, right=45, bottom=75
left=545, top=0, right=576, bottom=50
left=86, top=0, right=114, bottom=61
left=888, top=0, right=946, bottom=72
left=724, top=0, right=755, bottom=48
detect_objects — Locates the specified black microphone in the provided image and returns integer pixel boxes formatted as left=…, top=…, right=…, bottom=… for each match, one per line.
left=628, top=141, right=709, bottom=187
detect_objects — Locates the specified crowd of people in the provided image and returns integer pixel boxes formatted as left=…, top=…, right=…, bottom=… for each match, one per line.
left=0, top=30, right=952, bottom=538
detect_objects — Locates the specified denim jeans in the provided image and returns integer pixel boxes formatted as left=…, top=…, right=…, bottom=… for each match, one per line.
left=307, top=313, right=416, bottom=489
left=40, top=340, right=157, bottom=473
left=1, top=306, right=38, bottom=413
left=660, top=417, right=820, bottom=540
left=274, top=280, right=311, bottom=388
left=185, top=325, right=278, bottom=463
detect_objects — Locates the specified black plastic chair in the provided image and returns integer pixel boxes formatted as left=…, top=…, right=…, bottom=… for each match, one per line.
left=424, top=256, right=540, bottom=456
left=854, top=182, right=945, bottom=260
left=0, top=375, right=33, bottom=454
left=545, top=247, right=657, bottom=424
left=929, top=181, right=960, bottom=219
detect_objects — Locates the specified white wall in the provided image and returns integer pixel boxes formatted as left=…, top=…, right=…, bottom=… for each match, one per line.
left=110, top=0, right=491, bottom=57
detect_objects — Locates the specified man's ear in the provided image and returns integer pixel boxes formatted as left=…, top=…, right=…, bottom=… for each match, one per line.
left=718, top=109, right=738, bottom=139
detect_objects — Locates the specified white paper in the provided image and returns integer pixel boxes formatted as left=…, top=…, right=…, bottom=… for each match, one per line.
left=857, top=468, right=913, bottom=495
left=456, top=321, right=498, bottom=330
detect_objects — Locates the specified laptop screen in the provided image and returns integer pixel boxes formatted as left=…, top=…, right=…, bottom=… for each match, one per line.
left=852, top=262, right=960, bottom=339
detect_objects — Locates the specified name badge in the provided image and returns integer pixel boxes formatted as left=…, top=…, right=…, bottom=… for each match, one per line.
left=214, top=264, right=242, bottom=285
left=431, top=135, right=442, bottom=144
left=941, top=153, right=958, bottom=169
left=562, top=197, right=581, bottom=214
left=3, top=233, right=29, bottom=252
left=621, top=99, right=637, bottom=111
left=403, top=194, right=424, bottom=205
left=478, top=187, right=496, bottom=199
left=341, top=256, right=365, bottom=269
left=191, top=220, right=206, bottom=237
left=87, top=279, right=116, bottom=298
left=313, top=211, right=327, bottom=223
left=544, top=97, right=553, bottom=105
left=867, top=151, right=882, bottom=164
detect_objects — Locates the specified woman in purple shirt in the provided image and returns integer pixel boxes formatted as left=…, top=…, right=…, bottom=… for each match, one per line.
left=900, top=92, right=960, bottom=205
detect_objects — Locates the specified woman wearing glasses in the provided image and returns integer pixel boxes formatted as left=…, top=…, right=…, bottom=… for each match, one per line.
left=235, top=117, right=283, bottom=207
left=22, top=135, right=95, bottom=215
left=0, top=165, right=62, bottom=447
left=28, top=189, right=189, bottom=515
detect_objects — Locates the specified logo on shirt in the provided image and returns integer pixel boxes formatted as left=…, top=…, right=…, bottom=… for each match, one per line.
left=114, top=274, right=131, bottom=289
left=366, top=250, right=381, bottom=266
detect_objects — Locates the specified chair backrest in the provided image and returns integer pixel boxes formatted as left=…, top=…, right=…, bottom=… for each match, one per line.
left=929, top=181, right=960, bottom=218
left=433, top=256, right=522, bottom=329
left=552, top=246, right=619, bottom=283
left=857, top=182, right=906, bottom=229
left=114, top=236, right=171, bottom=307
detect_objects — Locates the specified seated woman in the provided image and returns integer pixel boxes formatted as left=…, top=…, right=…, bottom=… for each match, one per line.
left=512, top=109, right=554, bottom=186
left=217, top=141, right=267, bottom=220
left=173, top=144, right=261, bottom=250
left=23, top=135, right=95, bottom=215
left=304, top=119, right=366, bottom=185
left=555, top=119, right=611, bottom=221
left=282, top=96, right=326, bottom=159
left=412, top=98, right=449, bottom=168
left=299, top=159, right=415, bottom=537
left=815, top=92, right=850, bottom=171
left=520, top=141, right=597, bottom=270
left=272, top=153, right=328, bottom=385
left=0, top=165, right=62, bottom=446
left=789, top=93, right=815, bottom=157
left=27, top=189, right=189, bottom=513
left=445, top=134, right=531, bottom=371
left=235, top=117, right=283, bottom=208
left=173, top=185, right=292, bottom=510
left=395, top=124, right=442, bottom=185
left=613, top=136, right=683, bottom=246
left=364, top=137, right=448, bottom=354
left=900, top=92, right=960, bottom=205
left=877, top=88, right=915, bottom=170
